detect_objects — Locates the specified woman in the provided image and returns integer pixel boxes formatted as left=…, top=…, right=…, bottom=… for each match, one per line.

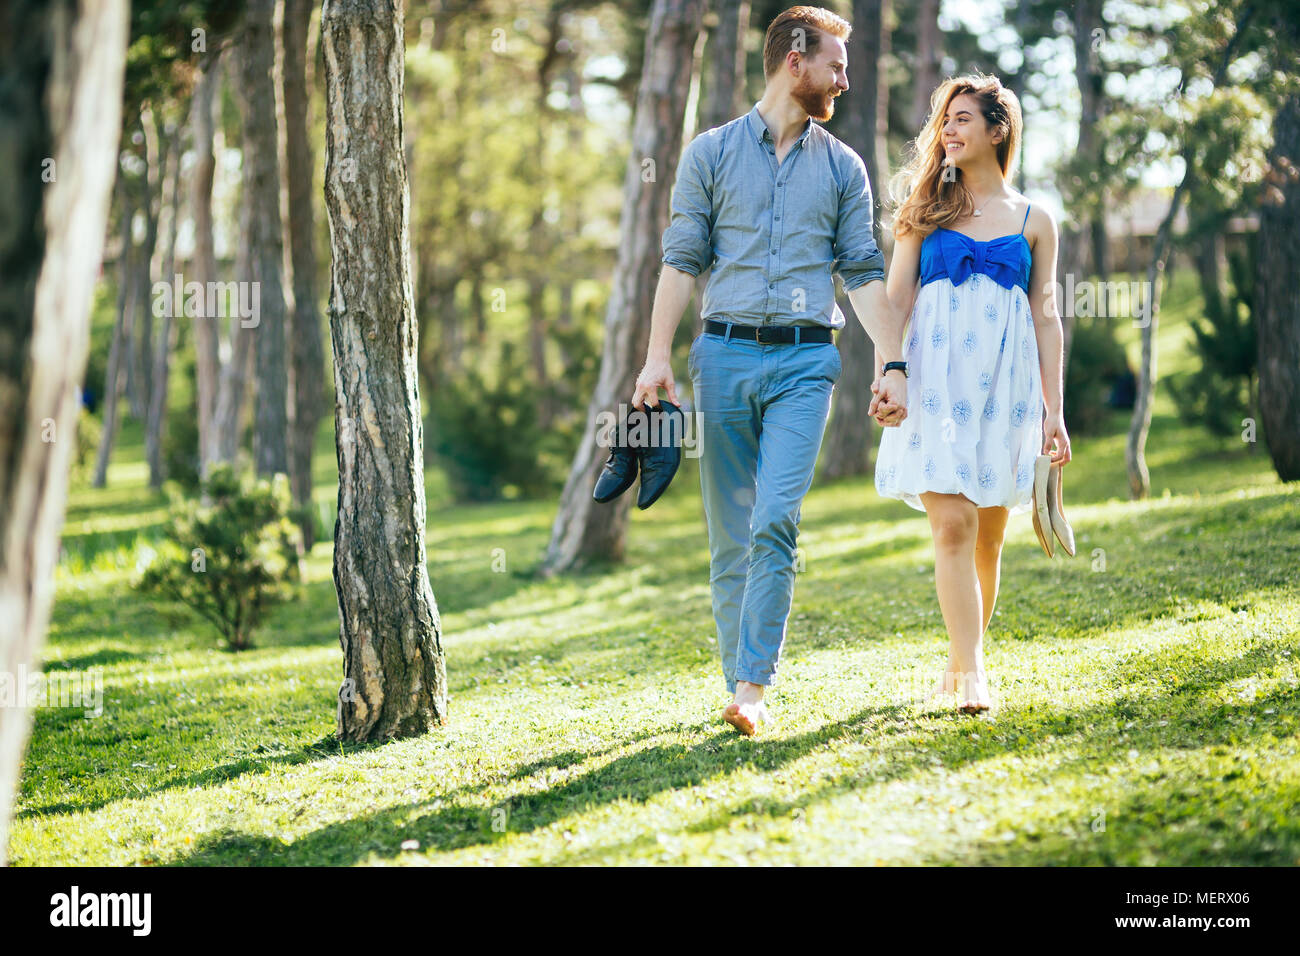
left=872, top=74, right=1072, bottom=713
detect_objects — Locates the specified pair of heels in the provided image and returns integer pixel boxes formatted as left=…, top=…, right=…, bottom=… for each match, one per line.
left=1031, top=454, right=1075, bottom=558
left=592, top=399, right=685, bottom=510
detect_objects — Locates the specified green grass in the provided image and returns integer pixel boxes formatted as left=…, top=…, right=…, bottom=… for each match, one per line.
left=10, top=284, right=1300, bottom=866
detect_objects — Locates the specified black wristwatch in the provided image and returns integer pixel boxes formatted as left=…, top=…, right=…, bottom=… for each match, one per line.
left=882, top=361, right=908, bottom=378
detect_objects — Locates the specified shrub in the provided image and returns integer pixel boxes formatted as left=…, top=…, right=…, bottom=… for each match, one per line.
left=135, top=465, right=303, bottom=651
left=1064, top=315, right=1130, bottom=435
left=1168, top=238, right=1257, bottom=439
left=430, top=341, right=565, bottom=502
left=163, top=351, right=202, bottom=491
left=68, top=407, right=102, bottom=489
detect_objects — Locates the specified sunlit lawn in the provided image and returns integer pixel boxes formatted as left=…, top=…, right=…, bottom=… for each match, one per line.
left=11, top=276, right=1300, bottom=865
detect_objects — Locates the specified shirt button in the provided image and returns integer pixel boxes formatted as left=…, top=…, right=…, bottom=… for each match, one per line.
left=775, top=214, right=781, bottom=220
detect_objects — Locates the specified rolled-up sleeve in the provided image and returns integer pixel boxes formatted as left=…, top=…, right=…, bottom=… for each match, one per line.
left=832, top=151, right=886, bottom=291
left=660, top=134, right=715, bottom=277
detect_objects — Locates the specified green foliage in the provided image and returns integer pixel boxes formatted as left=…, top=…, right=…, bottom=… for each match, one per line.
left=1168, top=238, right=1258, bottom=438
left=1065, top=316, right=1130, bottom=435
left=134, top=465, right=303, bottom=651
left=430, top=342, right=565, bottom=503
left=68, top=408, right=103, bottom=490
left=163, top=351, right=201, bottom=492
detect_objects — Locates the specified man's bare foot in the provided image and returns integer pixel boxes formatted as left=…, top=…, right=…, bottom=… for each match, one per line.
left=723, top=681, right=767, bottom=735
left=722, top=701, right=767, bottom=735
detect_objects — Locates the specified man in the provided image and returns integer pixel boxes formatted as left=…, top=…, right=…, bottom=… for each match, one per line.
left=632, top=5, right=909, bottom=735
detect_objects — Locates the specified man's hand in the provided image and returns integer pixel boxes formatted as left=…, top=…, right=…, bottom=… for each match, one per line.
left=632, top=354, right=679, bottom=409
left=870, top=371, right=907, bottom=426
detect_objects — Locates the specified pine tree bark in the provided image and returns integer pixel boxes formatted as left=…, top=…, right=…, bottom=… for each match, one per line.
left=1073, top=0, right=1108, bottom=282
left=240, top=0, right=290, bottom=478
left=192, top=49, right=222, bottom=479
left=213, top=181, right=257, bottom=466
left=911, top=0, right=940, bottom=129
left=542, top=0, right=704, bottom=575
left=283, top=0, right=326, bottom=547
left=0, top=0, right=128, bottom=867
left=128, top=108, right=164, bottom=423
left=322, top=0, right=447, bottom=739
left=93, top=176, right=136, bottom=488
left=700, top=0, right=749, bottom=132
left=822, top=0, right=890, bottom=480
left=1257, top=88, right=1300, bottom=481
left=145, top=118, right=184, bottom=488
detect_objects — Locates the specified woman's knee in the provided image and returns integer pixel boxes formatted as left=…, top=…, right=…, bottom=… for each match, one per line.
left=926, top=498, right=978, bottom=552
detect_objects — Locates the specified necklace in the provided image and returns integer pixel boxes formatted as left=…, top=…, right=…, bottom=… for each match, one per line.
left=970, top=192, right=999, bottom=217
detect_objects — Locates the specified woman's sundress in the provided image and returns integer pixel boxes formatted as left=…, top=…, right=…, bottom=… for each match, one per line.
left=875, top=205, right=1043, bottom=515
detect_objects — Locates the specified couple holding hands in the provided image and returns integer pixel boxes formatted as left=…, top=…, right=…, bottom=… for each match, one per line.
left=631, top=6, right=1072, bottom=734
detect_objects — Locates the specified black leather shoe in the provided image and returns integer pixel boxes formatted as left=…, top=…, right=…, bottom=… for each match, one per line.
left=635, top=399, right=684, bottom=510
left=593, top=442, right=638, bottom=504
left=592, top=405, right=649, bottom=504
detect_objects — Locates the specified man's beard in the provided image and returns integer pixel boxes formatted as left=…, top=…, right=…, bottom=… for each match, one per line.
left=792, top=73, right=835, bottom=121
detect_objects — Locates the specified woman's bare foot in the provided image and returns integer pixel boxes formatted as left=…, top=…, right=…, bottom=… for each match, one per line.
left=957, top=669, right=991, bottom=714
left=925, top=660, right=962, bottom=703
left=925, top=661, right=990, bottom=713
left=723, top=681, right=767, bottom=735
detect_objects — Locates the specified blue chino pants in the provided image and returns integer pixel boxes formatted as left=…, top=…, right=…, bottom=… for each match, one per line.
left=686, top=327, right=842, bottom=692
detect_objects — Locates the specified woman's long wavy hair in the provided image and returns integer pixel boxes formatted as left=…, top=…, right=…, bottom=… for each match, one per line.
left=889, top=74, right=1023, bottom=240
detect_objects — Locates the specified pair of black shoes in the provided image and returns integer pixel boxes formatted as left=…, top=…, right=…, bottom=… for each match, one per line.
left=592, top=399, right=685, bottom=510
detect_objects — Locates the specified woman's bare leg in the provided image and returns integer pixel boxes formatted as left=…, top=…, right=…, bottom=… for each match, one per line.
left=975, top=506, right=1010, bottom=635
left=920, top=491, right=990, bottom=708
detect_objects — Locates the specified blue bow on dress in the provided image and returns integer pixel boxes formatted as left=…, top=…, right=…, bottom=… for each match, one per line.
left=923, top=229, right=1031, bottom=293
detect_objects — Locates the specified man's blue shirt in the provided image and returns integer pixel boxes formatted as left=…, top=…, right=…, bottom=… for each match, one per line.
left=660, top=103, right=886, bottom=330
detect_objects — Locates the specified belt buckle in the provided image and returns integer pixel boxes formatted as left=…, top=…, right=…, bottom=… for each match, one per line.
left=755, top=325, right=780, bottom=345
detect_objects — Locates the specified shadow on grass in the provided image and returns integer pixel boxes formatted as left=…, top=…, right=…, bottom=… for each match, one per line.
left=16, top=733, right=373, bottom=821
left=172, top=625, right=1300, bottom=866
left=171, top=703, right=913, bottom=866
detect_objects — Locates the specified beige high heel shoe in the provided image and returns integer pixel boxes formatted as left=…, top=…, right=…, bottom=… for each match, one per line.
left=1047, top=461, right=1076, bottom=556
left=1031, top=454, right=1054, bottom=557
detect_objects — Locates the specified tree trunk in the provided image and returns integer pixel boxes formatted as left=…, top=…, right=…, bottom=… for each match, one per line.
left=240, top=0, right=290, bottom=478
left=911, top=0, right=940, bottom=129
left=128, top=107, right=164, bottom=423
left=93, top=176, right=136, bottom=487
left=283, top=0, right=326, bottom=548
left=322, top=0, right=447, bottom=740
left=146, top=117, right=185, bottom=488
left=527, top=274, right=552, bottom=428
left=192, top=49, right=222, bottom=478
left=821, top=0, right=889, bottom=480
left=541, top=0, right=704, bottom=575
left=1257, top=88, right=1300, bottom=481
left=1194, top=228, right=1228, bottom=325
left=700, top=0, right=749, bottom=132
left=689, top=0, right=750, bottom=340
left=0, top=0, right=127, bottom=867
left=213, top=181, right=257, bottom=466
left=1126, top=8, right=1254, bottom=498
left=1073, top=0, right=1107, bottom=282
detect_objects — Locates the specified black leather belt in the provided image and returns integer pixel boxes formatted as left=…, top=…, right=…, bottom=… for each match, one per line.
left=703, top=319, right=832, bottom=345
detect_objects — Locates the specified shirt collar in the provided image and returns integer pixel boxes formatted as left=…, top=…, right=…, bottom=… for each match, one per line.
left=746, top=103, right=813, bottom=148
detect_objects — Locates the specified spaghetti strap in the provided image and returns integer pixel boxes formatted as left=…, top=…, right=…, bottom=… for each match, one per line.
left=1019, top=204, right=1031, bottom=235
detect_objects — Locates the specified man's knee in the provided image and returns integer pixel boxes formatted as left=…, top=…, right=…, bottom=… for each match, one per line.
left=750, top=504, right=800, bottom=554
